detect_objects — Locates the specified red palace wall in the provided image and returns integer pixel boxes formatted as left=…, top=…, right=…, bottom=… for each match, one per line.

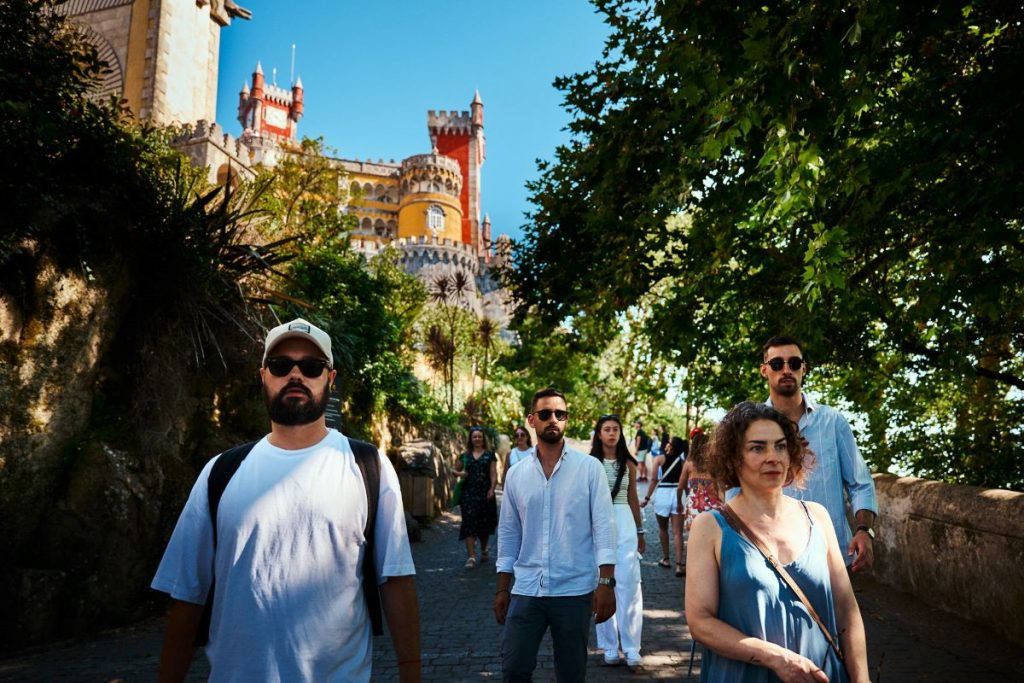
left=434, top=132, right=472, bottom=245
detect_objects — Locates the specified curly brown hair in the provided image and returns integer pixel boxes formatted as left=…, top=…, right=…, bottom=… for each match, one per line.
left=707, top=401, right=812, bottom=490
left=688, top=431, right=710, bottom=471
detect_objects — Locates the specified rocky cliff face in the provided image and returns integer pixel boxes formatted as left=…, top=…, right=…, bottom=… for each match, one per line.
left=0, top=242, right=260, bottom=650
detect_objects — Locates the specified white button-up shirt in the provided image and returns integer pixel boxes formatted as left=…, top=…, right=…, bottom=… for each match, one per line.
left=497, top=443, right=616, bottom=597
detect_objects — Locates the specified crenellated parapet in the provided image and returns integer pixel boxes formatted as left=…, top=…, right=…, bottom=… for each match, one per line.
left=401, top=153, right=462, bottom=183
left=172, top=119, right=256, bottom=185
left=427, top=110, right=474, bottom=136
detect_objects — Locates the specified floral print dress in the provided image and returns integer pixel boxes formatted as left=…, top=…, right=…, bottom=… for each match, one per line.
left=458, top=451, right=498, bottom=540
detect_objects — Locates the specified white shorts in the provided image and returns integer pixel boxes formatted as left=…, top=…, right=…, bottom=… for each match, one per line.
left=652, top=486, right=680, bottom=518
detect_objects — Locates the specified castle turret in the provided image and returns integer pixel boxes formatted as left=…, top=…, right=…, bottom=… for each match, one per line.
left=237, top=81, right=250, bottom=128
left=291, top=76, right=304, bottom=121
left=482, top=212, right=492, bottom=263
left=471, top=89, right=484, bottom=129
left=427, top=92, right=486, bottom=249
left=237, top=60, right=301, bottom=139
left=397, top=151, right=463, bottom=243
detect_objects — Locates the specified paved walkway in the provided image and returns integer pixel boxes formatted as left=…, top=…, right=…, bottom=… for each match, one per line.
left=2, top=497, right=1023, bottom=681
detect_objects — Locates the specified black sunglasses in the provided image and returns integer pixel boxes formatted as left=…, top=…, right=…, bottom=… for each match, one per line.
left=766, top=357, right=804, bottom=372
left=534, top=409, right=568, bottom=422
left=599, top=414, right=620, bottom=422
left=264, top=356, right=331, bottom=378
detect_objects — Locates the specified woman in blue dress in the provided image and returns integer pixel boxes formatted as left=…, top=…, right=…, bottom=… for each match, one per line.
left=685, top=402, right=869, bottom=682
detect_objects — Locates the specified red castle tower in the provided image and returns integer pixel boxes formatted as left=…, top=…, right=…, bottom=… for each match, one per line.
left=428, top=91, right=485, bottom=252
left=237, top=61, right=303, bottom=139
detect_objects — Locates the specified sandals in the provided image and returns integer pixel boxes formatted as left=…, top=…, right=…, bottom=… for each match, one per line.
left=657, top=558, right=671, bottom=568
left=465, top=556, right=477, bottom=569
left=675, top=562, right=685, bottom=577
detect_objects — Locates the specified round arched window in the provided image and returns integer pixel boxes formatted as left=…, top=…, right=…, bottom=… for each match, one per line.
left=427, top=205, right=445, bottom=234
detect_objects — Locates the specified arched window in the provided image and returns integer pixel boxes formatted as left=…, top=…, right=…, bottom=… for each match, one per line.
left=427, top=205, right=445, bottom=234
left=374, top=219, right=387, bottom=236
left=349, top=181, right=360, bottom=197
left=361, top=217, right=373, bottom=232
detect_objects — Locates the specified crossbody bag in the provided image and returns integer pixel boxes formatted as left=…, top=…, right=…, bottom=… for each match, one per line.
left=719, top=503, right=846, bottom=669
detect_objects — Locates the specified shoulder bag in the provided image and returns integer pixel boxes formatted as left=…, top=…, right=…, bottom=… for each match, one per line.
left=719, top=504, right=846, bottom=670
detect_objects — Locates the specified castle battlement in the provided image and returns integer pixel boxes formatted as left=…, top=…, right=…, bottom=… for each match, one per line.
left=427, top=109, right=473, bottom=134
left=401, top=153, right=462, bottom=176
left=262, top=82, right=295, bottom=106
left=338, top=159, right=401, bottom=176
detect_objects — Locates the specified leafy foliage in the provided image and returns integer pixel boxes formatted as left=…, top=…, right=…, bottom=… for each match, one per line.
left=511, top=0, right=1024, bottom=489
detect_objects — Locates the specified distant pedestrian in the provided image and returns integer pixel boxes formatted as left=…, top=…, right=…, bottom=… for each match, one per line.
left=659, top=425, right=670, bottom=460
left=641, top=436, right=687, bottom=576
left=495, top=388, right=616, bottom=682
left=151, top=318, right=420, bottom=683
left=506, top=425, right=534, bottom=472
left=496, top=433, right=512, bottom=484
left=453, top=426, right=498, bottom=568
left=590, top=414, right=645, bottom=670
left=687, top=401, right=869, bottom=682
left=633, top=420, right=652, bottom=482
left=677, top=427, right=721, bottom=571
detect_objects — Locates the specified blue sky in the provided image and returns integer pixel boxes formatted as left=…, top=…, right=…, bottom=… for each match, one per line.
left=216, top=0, right=611, bottom=243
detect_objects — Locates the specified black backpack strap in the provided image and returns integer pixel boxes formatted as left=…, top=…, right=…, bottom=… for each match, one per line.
left=194, top=441, right=257, bottom=647
left=610, top=459, right=629, bottom=500
left=349, top=437, right=384, bottom=636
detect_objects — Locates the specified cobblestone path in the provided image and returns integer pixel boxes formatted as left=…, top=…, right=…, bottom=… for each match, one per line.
left=2, top=495, right=1023, bottom=681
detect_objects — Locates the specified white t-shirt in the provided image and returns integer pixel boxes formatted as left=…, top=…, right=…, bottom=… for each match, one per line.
left=151, top=429, right=415, bottom=683
left=508, top=446, right=534, bottom=468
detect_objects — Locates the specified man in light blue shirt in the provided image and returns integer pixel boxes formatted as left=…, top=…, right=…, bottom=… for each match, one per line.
left=495, top=387, right=617, bottom=681
left=760, top=335, right=879, bottom=572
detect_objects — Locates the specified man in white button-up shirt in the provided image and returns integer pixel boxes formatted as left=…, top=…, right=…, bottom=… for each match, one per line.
left=494, top=387, right=617, bottom=681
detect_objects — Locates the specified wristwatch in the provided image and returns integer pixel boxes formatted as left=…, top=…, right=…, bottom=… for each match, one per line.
left=597, top=577, right=616, bottom=589
left=855, top=525, right=876, bottom=539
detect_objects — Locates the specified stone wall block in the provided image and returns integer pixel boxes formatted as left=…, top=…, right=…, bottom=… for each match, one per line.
left=873, top=474, right=1024, bottom=645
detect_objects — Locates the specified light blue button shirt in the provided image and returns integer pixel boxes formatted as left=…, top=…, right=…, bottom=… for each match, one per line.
left=725, top=395, right=878, bottom=563
left=773, top=394, right=878, bottom=559
left=497, top=444, right=616, bottom=596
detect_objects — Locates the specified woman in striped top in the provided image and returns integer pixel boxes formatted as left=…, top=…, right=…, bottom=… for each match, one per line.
left=590, top=414, right=646, bottom=670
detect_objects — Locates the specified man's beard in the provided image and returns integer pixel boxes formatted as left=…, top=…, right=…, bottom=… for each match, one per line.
left=264, top=381, right=329, bottom=426
left=775, top=376, right=800, bottom=398
left=537, top=424, right=565, bottom=444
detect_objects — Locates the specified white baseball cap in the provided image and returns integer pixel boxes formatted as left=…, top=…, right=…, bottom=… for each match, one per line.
left=263, top=318, right=333, bottom=367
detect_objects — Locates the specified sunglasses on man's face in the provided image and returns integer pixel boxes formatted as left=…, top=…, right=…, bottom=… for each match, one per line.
left=534, top=409, right=568, bottom=422
left=765, top=357, right=804, bottom=372
left=264, top=356, right=331, bottom=378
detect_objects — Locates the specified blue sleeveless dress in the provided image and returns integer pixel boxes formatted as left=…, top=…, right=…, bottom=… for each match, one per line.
left=699, top=504, right=849, bottom=683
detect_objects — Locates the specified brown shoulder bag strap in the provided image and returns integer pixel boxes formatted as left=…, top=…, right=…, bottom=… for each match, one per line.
left=720, top=504, right=845, bottom=664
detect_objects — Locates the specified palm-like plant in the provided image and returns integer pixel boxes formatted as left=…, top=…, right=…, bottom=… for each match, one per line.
left=478, top=317, right=497, bottom=395
left=429, top=269, right=473, bottom=411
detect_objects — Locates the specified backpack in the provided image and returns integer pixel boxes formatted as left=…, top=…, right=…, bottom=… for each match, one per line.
left=193, top=436, right=383, bottom=646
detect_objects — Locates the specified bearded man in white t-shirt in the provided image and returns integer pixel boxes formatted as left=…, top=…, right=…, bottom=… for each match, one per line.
left=152, top=319, right=421, bottom=683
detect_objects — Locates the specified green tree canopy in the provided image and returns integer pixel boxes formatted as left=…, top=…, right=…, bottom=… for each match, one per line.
left=511, top=0, right=1024, bottom=488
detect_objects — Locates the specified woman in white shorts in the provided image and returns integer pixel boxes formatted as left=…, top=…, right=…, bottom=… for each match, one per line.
left=641, top=436, right=687, bottom=576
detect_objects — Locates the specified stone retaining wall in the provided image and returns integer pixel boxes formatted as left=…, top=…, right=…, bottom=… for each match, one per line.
left=873, top=474, right=1024, bottom=645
